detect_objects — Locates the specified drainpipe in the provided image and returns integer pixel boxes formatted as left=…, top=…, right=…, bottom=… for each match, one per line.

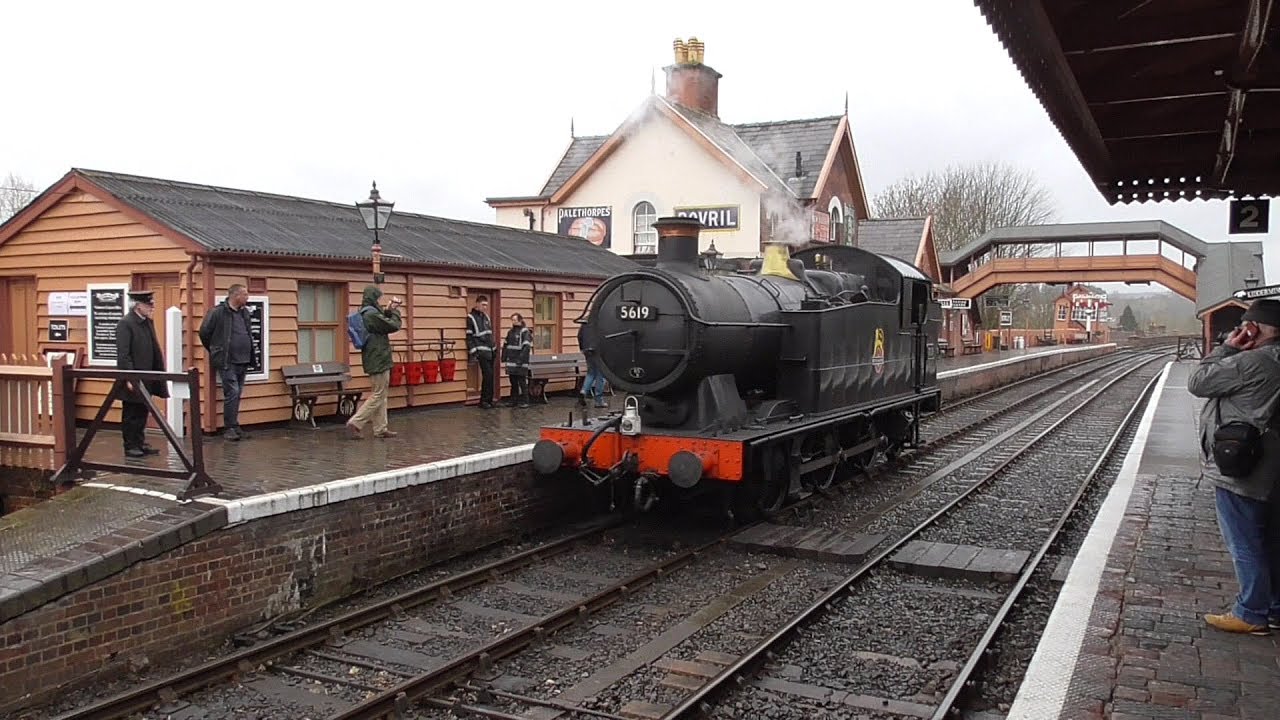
left=202, top=258, right=217, bottom=433
left=406, top=272, right=415, bottom=408
left=184, top=253, right=201, bottom=431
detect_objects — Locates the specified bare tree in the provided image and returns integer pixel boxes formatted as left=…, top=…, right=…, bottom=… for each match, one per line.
left=1, top=172, right=37, bottom=223
left=873, top=161, right=1056, bottom=252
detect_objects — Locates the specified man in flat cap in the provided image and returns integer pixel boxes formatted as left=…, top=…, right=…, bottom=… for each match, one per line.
left=1188, top=298, right=1280, bottom=634
left=116, top=290, right=170, bottom=458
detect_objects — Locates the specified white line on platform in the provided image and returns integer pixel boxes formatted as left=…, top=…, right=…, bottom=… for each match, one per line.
left=81, top=482, right=181, bottom=503
left=937, top=343, right=1116, bottom=380
left=1005, top=360, right=1172, bottom=720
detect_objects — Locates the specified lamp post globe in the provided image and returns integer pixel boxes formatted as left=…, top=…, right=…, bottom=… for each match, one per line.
left=356, top=181, right=395, bottom=284
left=700, top=239, right=723, bottom=272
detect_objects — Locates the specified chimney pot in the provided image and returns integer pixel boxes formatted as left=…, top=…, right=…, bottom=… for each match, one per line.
left=794, top=151, right=803, bottom=178
left=663, top=38, right=721, bottom=117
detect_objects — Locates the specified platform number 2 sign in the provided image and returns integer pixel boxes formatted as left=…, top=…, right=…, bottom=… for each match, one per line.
left=1229, top=199, right=1270, bottom=235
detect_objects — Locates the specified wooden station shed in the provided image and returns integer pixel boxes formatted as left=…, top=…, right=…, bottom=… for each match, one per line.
left=0, top=169, right=637, bottom=432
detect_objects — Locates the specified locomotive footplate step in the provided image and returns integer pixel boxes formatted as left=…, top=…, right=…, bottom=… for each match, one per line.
left=889, top=540, right=1029, bottom=583
left=729, top=523, right=885, bottom=564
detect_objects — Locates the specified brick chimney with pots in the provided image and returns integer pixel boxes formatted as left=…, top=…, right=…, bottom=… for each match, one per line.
left=665, top=37, right=722, bottom=117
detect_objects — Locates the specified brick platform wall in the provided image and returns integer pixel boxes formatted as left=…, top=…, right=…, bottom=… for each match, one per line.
left=0, top=462, right=586, bottom=713
left=0, top=467, right=55, bottom=515
left=938, top=346, right=1114, bottom=400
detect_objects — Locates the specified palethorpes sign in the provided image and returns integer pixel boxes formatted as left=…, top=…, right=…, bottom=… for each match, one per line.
left=557, top=206, right=612, bottom=248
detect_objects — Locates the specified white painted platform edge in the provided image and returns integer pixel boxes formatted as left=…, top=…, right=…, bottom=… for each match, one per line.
left=81, top=482, right=181, bottom=503
left=213, top=443, right=537, bottom=525
left=937, top=343, right=1116, bottom=380
left=1005, top=360, right=1172, bottom=720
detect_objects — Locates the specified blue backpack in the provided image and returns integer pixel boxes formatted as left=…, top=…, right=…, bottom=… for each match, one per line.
left=347, top=309, right=371, bottom=350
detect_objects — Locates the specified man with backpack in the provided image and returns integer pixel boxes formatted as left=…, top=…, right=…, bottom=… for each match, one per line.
left=346, top=285, right=402, bottom=439
left=1188, top=298, right=1280, bottom=635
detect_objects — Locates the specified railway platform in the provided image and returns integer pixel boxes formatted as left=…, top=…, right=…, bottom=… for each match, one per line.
left=1010, top=361, right=1280, bottom=720
left=0, top=341, right=1115, bottom=713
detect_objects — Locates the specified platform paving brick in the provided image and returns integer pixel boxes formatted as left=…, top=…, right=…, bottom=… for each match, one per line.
left=730, top=524, right=884, bottom=563
left=79, top=393, right=604, bottom=499
left=1042, top=363, right=1280, bottom=720
left=889, top=540, right=1029, bottom=583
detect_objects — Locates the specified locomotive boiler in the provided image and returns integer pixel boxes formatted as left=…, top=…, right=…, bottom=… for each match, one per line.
left=533, top=216, right=942, bottom=520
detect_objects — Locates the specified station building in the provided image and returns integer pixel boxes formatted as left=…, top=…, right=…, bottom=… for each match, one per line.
left=484, top=38, right=943, bottom=279
left=0, top=169, right=636, bottom=432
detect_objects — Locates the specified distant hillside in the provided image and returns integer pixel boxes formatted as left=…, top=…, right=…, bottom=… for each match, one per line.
left=1111, top=293, right=1200, bottom=333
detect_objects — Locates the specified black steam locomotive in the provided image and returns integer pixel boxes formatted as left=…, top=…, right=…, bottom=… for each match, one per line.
left=534, top=216, right=941, bottom=519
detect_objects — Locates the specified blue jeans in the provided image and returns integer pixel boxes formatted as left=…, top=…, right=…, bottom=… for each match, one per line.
left=220, top=364, right=248, bottom=429
left=1214, top=487, right=1280, bottom=625
left=581, top=359, right=606, bottom=398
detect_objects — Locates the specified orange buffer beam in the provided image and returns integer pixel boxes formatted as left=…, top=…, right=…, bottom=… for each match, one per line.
left=537, top=426, right=745, bottom=483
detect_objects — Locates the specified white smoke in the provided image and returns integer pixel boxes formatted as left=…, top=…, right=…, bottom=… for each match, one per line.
left=761, top=191, right=812, bottom=247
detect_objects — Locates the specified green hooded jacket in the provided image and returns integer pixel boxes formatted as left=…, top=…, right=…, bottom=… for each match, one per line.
left=358, top=285, right=402, bottom=375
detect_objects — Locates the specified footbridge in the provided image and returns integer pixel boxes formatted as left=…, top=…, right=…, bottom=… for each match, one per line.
left=939, top=221, right=1209, bottom=301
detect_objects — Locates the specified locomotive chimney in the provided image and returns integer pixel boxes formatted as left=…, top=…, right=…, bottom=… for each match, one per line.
left=654, top=216, right=704, bottom=269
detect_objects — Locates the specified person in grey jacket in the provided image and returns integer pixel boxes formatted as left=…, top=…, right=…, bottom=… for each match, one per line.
left=1187, top=298, right=1280, bottom=635
left=199, top=284, right=257, bottom=441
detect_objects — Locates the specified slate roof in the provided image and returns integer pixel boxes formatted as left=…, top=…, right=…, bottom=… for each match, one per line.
left=856, top=218, right=926, bottom=264
left=514, top=97, right=843, bottom=201
left=733, top=116, right=843, bottom=199
left=77, top=169, right=639, bottom=279
left=537, top=135, right=608, bottom=197
left=1195, top=241, right=1267, bottom=316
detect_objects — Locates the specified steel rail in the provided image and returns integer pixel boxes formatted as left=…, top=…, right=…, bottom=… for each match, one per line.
left=53, top=521, right=619, bottom=720
left=328, top=534, right=730, bottom=720
left=660, top=353, right=1167, bottom=718
left=929, top=367, right=1166, bottom=719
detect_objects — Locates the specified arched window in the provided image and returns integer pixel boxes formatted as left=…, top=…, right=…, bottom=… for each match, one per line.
left=632, top=201, right=657, bottom=254
left=829, top=204, right=843, bottom=246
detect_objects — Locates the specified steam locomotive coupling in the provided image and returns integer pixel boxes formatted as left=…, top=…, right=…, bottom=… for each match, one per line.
left=531, top=216, right=942, bottom=520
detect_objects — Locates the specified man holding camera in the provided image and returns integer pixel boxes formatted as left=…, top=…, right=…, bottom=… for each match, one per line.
left=347, top=285, right=402, bottom=439
left=1188, top=298, right=1280, bottom=635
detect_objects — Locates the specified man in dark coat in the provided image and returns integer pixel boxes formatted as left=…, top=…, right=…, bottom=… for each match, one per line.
left=502, top=313, right=532, bottom=408
left=198, top=283, right=258, bottom=441
left=346, top=285, right=402, bottom=439
left=466, top=295, right=496, bottom=409
left=116, top=290, right=169, bottom=458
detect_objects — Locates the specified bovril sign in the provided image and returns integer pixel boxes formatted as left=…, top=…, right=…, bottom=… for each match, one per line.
left=674, top=205, right=740, bottom=231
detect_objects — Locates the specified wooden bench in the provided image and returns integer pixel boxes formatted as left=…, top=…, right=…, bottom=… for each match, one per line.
left=282, top=362, right=363, bottom=427
left=962, top=342, right=982, bottom=356
left=937, top=340, right=956, bottom=359
left=527, top=353, right=585, bottom=404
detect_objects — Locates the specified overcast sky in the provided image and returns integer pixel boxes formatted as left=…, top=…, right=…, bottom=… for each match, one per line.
left=5, top=0, right=1275, bottom=292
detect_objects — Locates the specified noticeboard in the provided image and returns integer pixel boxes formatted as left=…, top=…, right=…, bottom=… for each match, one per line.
left=86, top=283, right=129, bottom=366
left=216, top=295, right=271, bottom=382
left=999, top=310, right=1013, bottom=327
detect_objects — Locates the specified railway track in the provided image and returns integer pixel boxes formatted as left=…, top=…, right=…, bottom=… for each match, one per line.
left=46, top=351, right=1168, bottom=720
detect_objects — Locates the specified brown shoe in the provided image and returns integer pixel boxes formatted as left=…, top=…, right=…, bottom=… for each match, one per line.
left=346, top=421, right=363, bottom=439
left=375, top=430, right=398, bottom=438
left=1205, top=612, right=1270, bottom=635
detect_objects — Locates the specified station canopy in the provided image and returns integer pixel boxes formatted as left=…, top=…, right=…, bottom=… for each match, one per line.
left=974, top=1, right=1280, bottom=204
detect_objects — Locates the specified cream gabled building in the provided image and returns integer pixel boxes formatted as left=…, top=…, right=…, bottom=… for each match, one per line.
left=486, top=38, right=941, bottom=277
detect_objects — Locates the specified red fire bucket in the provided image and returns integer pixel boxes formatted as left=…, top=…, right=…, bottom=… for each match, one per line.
left=408, top=354, right=426, bottom=385
left=440, top=358, right=457, bottom=382
left=422, top=359, right=440, bottom=384
left=390, top=362, right=408, bottom=387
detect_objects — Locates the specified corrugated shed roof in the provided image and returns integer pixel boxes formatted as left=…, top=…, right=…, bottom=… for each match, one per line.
left=1195, top=241, right=1267, bottom=315
left=538, top=135, right=609, bottom=197
left=732, top=116, right=842, bottom=199
left=79, top=169, right=639, bottom=279
left=857, top=218, right=925, bottom=264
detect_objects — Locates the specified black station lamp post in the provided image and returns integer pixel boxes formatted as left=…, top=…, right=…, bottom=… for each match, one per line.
left=356, top=181, right=395, bottom=284
left=700, top=239, right=723, bottom=272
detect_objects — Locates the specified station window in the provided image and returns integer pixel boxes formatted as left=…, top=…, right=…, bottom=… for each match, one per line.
left=533, top=293, right=560, bottom=352
left=1056, top=305, right=1069, bottom=322
left=297, top=282, right=342, bottom=363
left=633, top=202, right=657, bottom=254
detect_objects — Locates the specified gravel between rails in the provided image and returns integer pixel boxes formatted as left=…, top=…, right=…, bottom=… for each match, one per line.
left=697, top=358, right=1166, bottom=720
